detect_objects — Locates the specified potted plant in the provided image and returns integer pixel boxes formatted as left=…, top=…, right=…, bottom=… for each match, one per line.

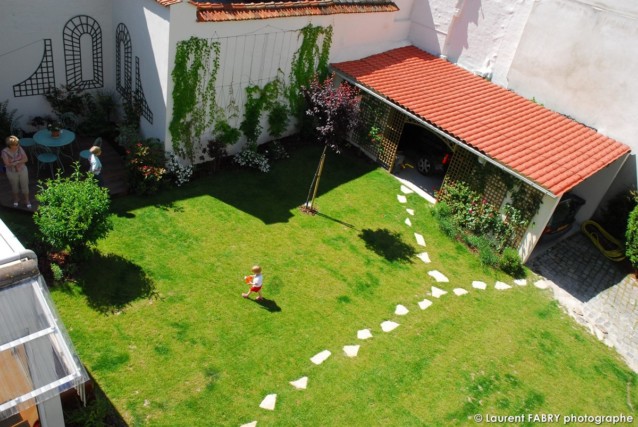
left=47, top=121, right=61, bottom=138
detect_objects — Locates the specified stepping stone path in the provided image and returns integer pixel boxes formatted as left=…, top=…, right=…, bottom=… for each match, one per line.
left=310, top=350, right=332, bottom=365
left=395, top=304, right=409, bottom=315
left=428, top=270, right=449, bottom=282
left=534, top=280, right=550, bottom=289
left=381, top=320, right=400, bottom=332
left=416, top=252, right=431, bottom=263
left=260, top=394, right=277, bottom=411
left=495, top=281, right=512, bottom=290
left=472, top=281, right=487, bottom=290
left=247, top=183, right=534, bottom=422
left=357, top=329, right=373, bottom=340
left=401, top=185, right=414, bottom=194
left=343, top=345, right=360, bottom=358
left=431, top=286, right=448, bottom=298
left=290, top=376, right=308, bottom=390
left=418, top=298, right=433, bottom=310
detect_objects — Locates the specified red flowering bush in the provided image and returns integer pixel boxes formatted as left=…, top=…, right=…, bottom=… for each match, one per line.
left=126, top=139, right=166, bottom=195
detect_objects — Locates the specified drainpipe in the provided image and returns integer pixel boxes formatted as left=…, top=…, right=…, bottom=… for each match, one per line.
left=332, top=72, right=557, bottom=199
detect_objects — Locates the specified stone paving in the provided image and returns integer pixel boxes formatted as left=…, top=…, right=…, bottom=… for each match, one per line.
left=528, top=232, right=638, bottom=372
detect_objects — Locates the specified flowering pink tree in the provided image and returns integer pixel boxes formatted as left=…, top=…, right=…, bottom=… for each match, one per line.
left=302, top=74, right=360, bottom=211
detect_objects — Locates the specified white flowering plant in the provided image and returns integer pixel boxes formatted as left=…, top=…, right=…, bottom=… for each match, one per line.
left=165, top=152, right=193, bottom=186
left=233, top=143, right=270, bottom=173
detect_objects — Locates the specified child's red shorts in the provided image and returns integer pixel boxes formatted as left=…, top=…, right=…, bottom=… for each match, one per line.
left=249, top=286, right=262, bottom=292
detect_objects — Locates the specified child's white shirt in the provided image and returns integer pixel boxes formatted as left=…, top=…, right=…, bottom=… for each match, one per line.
left=251, top=273, right=263, bottom=287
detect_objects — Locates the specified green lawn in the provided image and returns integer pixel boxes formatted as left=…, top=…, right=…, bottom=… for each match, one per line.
left=3, top=144, right=637, bottom=426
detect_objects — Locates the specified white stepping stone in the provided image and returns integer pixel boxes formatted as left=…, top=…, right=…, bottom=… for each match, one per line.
left=401, top=185, right=414, bottom=194
left=514, top=279, right=527, bottom=286
left=290, top=376, right=308, bottom=390
left=431, top=286, right=448, bottom=298
left=414, top=233, right=426, bottom=246
left=495, top=281, right=512, bottom=290
left=416, top=252, right=431, bottom=263
left=472, top=281, right=487, bottom=290
left=259, top=394, right=277, bottom=411
left=357, top=328, right=373, bottom=340
left=428, top=270, right=449, bottom=282
left=534, top=280, right=550, bottom=289
left=240, top=422, right=257, bottom=427
left=418, top=298, right=433, bottom=310
left=453, top=288, right=468, bottom=296
left=381, top=320, right=400, bottom=332
left=397, top=195, right=407, bottom=203
left=405, top=218, right=412, bottom=227
left=395, top=304, right=409, bottom=315
left=406, top=208, right=415, bottom=216
left=343, top=345, right=360, bottom=358
left=310, top=350, right=332, bottom=365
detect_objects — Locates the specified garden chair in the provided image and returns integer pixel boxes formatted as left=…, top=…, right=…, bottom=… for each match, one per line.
left=19, top=137, right=36, bottom=163
left=80, top=137, right=102, bottom=163
left=35, top=143, right=63, bottom=178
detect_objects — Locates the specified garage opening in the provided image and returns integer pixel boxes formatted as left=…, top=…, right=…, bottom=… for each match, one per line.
left=394, top=122, right=454, bottom=199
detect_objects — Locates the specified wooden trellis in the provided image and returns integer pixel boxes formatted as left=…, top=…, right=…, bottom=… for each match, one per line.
left=352, top=93, right=404, bottom=170
left=442, top=146, right=543, bottom=248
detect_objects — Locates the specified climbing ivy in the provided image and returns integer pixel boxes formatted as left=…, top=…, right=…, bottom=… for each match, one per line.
left=240, top=79, right=283, bottom=144
left=170, top=37, right=220, bottom=162
left=287, top=24, right=333, bottom=118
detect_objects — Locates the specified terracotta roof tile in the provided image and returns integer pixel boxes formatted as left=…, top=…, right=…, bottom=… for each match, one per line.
left=332, top=46, right=630, bottom=196
left=191, top=0, right=398, bottom=22
left=155, top=0, right=182, bottom=6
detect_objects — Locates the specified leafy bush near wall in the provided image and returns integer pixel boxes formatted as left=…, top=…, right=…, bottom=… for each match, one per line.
left=0, top=100, right=20, bottom=140
left=625, top=204, right=638, bottom=268
left=433, top=184, right=526, bottom=276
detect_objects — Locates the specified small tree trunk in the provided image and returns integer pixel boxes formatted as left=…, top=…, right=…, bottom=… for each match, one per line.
left=304, top=145, right=328, bottom=212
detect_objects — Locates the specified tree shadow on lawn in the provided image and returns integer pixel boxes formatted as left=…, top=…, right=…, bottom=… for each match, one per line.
left=359, top=228, right=416, bottom=262
left=71, top=251, right=157, bottom=314
left=112, top=144, right=377, bottom=225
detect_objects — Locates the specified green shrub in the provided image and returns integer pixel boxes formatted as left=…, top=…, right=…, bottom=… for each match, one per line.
left=499, top=247, right=525, bottom=278
left=478, top=239, right=499, bottom=268
left=625, top=205, right=638, bottom=268
left=50, top=263, right=64, bottom=283
left=126, top=138, right=167, bottom=195
left=34, top=164, right=113, bottom=257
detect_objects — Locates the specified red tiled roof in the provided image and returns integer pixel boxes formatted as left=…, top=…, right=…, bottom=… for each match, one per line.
left=332, top=46, right=630, bottom=196
left=192, top=1, right=398, bottom=22
left=155, top=0, right=182, bottom=6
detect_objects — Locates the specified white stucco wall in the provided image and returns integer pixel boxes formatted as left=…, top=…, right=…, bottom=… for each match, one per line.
left=111, top=0, right=170, bottom=140
left=164, top=3, right=413, bottom=158
left=0, top=0, right=112, bottom=132
left=508, top=0, right=638, bottom=149
left=408, top=0, right=534, bottom=84
left=519, top=193, right=559, bottom=262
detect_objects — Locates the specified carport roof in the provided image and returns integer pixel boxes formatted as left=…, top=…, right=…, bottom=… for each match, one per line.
left=331, top=45, right=630, bottom=196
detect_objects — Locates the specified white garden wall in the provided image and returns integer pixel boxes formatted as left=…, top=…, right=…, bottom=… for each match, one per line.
left=111, top=0, right=170, bottom=140
left=0, top=0, right=112, bottom=133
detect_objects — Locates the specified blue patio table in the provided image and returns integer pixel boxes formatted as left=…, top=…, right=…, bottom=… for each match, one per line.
left=33, top=129, right=76, bottom=173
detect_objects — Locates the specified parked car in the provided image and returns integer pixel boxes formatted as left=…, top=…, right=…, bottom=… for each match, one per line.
left=398, top=124, right=454, bottom=175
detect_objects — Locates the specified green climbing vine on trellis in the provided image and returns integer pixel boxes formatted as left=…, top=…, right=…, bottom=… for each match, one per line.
left=240, top=77, right=284, bottom=145
left=287, top=24, right=333, bottom=119
left=170, top=37, right=221, bottom=162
